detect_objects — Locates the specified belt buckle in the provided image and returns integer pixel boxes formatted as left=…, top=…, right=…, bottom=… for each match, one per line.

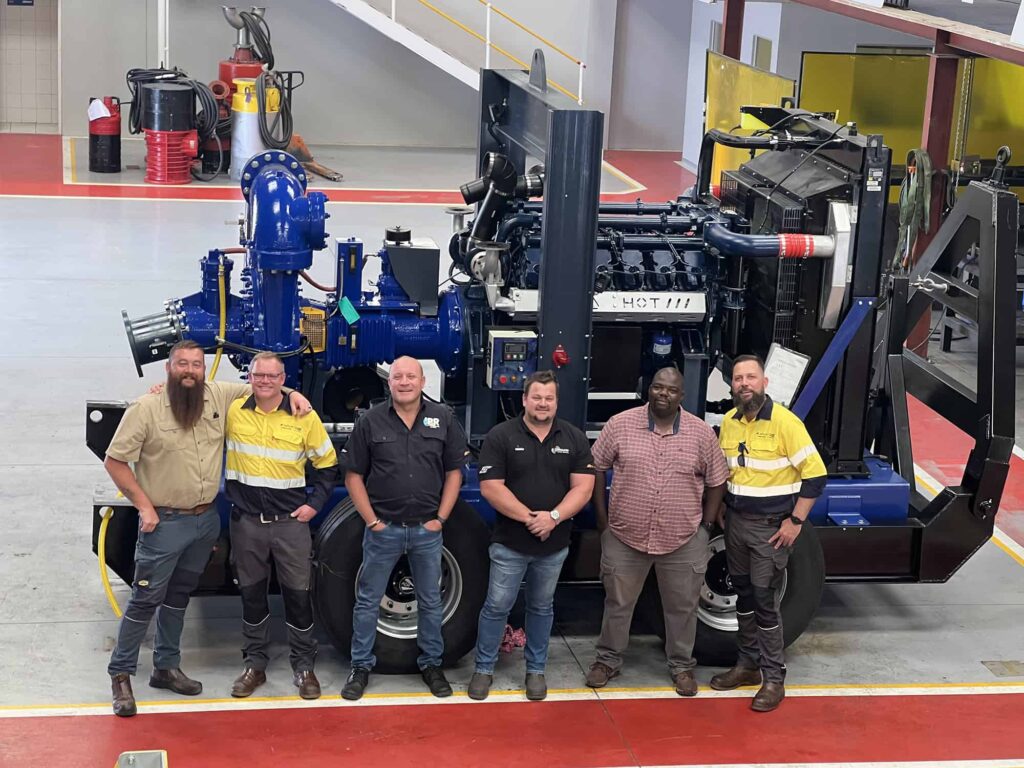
left=259, top=512, right=273, bottom=525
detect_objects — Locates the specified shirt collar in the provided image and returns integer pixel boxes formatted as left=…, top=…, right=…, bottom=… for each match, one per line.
left=242, top=394, right=292, bottom=414
left=518, top=415, right=561, bottom=439
left=388, top=396, right=425, bottom=417
left=732, top=395, right=773, bottom=421
left=646, top=406, right=681, bottom=435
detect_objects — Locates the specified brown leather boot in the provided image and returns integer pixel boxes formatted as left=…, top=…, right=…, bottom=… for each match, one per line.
left=751, top=681, right=785, bottom=712
left=709, top=665, right=762, bottom=691
left=294, top=669, right=321, bottom=700
left=149, top=668, right=202, bottom=696
left=111, top=673, right=137, bottom=717
left=671, top=670, right=698, bottom=697
left=231, top=667, right=267, bottom=698
left=585, top=662, right=620, bottom=688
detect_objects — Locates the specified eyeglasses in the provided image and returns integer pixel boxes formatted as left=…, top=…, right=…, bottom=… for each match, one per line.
left=250, top=372, right=284, bottom=381
left=737, top=442, right=747, bottom=468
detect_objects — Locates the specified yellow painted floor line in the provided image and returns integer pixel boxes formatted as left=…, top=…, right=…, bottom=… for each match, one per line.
left=601, top=159, right=646, bottom=195
left=4, top=680, right=1024, bottom=719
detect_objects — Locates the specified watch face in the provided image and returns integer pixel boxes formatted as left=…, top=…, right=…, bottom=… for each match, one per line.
left=550, top=510, right=560, bottom=521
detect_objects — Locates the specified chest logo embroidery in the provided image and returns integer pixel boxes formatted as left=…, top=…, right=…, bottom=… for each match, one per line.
left=514, top=446, right=525, bottom=452
left=551, top=446, right=570, bottom=455
left=422, top=416, right=441, bottom=429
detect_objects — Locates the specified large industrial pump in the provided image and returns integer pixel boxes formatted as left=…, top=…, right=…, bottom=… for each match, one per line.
left=93, top=66, right=1017, bottom=673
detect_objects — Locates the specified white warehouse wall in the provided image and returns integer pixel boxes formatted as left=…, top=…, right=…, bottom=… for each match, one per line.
left=61, top=0, right=479, bottom=146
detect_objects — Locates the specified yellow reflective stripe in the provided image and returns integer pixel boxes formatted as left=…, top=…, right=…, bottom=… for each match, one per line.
left=788, top=444, right=817, bottom=467
left=224, top=469, right=305, bottom=489
left=226, top=439, right=305, bottom=463
left=306, top=437, right=333, bottom=459
left=726, top=455, right=790, bottom=471
left=727, top=481, right=802, bottom=497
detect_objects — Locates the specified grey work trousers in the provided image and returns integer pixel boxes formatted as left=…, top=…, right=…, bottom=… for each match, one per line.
left=230, top=511, right=317, bottom=672
left=108, top=507, right=220, bottom=676
left=724, top=508, right=790, bottom=684
left=595, top=527, right=710, bottom=675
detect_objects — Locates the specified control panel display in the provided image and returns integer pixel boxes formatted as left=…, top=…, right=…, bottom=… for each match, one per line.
left=486, top=330, right=538, bottom=390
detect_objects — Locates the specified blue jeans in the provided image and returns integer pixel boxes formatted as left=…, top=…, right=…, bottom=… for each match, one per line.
left=474, top=543, right=569, bottom=675
left=350, top=523, right=444, bottom=671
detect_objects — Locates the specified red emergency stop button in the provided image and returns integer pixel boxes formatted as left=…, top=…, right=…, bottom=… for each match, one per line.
left=499, top=375, right=508, bottom=384
left=552, top=344, right=570, bottom=367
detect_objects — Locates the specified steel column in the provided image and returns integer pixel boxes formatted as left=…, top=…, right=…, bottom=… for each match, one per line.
left=908, top=32, right=960, bottom=355
left=721, top=0, right=745, bottom=60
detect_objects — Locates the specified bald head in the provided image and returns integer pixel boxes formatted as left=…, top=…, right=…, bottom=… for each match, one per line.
left=388, top=356, right=426, bottom=408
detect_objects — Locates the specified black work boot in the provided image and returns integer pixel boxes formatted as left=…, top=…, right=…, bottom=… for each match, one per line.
left=467, top=672, right=493, bottom=701
left=341, top=667, right=370, bottom=700
left=149, top=667, right=202, bottom=696
left=421, top=665, right=453, bottom=698
left=111, top=673, right=137, bottom=717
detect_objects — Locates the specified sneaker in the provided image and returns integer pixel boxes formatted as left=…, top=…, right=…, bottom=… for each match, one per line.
left=525, top=673, right=547, bottom=701
left=585, top=661, right=619, bottom=688
left=467, top=672, right=493, bottom=701
left=421, top=665, right=453, bottom=698
left=341, top=667, right=370, bottom=700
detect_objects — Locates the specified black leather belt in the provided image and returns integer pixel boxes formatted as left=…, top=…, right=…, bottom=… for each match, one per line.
left=381, top=517, right=434, bottom=527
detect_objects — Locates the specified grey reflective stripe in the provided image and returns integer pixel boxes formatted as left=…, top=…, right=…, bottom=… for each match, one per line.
left=224, top=469, right=306, bottom=489
left=226, top=439, right=305, bottom=463
left=726, top=455, right=790, bottom=471
left=727, top=481, right=802, bottom=497
left=306, top=437, right=333, bottom=459
left=788, top=444, right=817, bottom=467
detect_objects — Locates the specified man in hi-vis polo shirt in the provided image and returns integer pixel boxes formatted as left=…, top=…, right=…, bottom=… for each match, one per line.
left=103, top=340, right=310, bottom=717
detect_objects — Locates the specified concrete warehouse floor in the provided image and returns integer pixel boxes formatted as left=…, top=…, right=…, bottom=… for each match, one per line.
left=1, top=135, right=1024, bottom=766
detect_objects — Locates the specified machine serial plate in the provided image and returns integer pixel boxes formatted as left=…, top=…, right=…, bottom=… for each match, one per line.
left=507, top=289, right=706, bottom=322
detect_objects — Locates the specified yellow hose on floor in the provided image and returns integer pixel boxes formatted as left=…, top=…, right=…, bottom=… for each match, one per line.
left=209, top=257, right=227, bottom=380
left=98, top=507, right=123, bottom=618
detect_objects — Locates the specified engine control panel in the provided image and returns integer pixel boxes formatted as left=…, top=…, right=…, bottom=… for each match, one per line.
left=486, top=329, right=538, bottom=390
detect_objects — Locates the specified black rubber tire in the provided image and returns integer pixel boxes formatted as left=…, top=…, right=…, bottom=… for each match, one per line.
left=636, top=524, right=825, bottom=667
left=313, top=497, right=490, bottom=674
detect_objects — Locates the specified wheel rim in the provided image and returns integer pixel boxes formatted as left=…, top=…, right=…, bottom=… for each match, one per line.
left=697, top=534, right=787, bottom=633
left=354, top=547, right=464, bottom=639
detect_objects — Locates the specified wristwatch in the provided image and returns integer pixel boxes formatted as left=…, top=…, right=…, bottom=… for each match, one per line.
left=435, top=516, right=447, bottom=527
left=788, top=514, right=805, bottom=526
left=701, top=520, right=715, bottom=534
left=550, top=508, right=561, bottom=523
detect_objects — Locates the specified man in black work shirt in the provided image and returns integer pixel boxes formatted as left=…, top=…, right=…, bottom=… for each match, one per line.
left=467, top=370, right=594, bottom=702
left=341, top=356, right=470, bottom=700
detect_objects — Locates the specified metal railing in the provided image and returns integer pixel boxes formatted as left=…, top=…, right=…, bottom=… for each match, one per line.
left=386, top=0, right=585, bottom=103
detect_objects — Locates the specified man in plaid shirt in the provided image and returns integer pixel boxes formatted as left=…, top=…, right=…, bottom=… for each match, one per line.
left=585, top=367, right=729, bottom=695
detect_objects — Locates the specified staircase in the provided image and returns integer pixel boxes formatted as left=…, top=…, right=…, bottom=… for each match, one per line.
left=327, top=0, right=585, bottom=102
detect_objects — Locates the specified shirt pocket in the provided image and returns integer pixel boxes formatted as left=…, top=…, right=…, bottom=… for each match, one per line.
left=748, top=430, right=780, bottom=455
left=158, top=421, right=188, bottom=451
left=272, top=425, right=305, bottom=458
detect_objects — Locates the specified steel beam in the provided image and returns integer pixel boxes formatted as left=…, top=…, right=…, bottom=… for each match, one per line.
left=721, top=0, right=745, bottom=60
left=907, top=32, right=959, bottom=355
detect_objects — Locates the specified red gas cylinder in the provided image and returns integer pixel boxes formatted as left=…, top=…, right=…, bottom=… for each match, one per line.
left=144, top=129, right=199, bottom=185
left=88, top=96, right=121, bottom=173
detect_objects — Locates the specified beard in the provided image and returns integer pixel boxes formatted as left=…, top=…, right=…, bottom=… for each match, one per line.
left=733, top=388, right=767, bottom=416
left=167, top=372, right=205, bottom=429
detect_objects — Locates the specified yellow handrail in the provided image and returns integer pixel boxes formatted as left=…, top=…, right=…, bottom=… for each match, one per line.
left=411, top=0, right=583, bottom=102
left=478, top=0, right=582, bottom=65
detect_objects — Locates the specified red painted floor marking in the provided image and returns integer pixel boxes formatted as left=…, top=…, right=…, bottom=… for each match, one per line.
left=908, top=396, right=1024, bottom=547
left=0, top=134, right=691, bottom=205
left=2, top=693, right=1024, bottom=767
left=603, top=149, right=695, bottom=202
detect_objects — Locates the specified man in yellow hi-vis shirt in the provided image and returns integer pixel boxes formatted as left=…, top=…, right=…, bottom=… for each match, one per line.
left=712, top=354, right=826, bottom=712
left=224, top=352, right=338, bottom=700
